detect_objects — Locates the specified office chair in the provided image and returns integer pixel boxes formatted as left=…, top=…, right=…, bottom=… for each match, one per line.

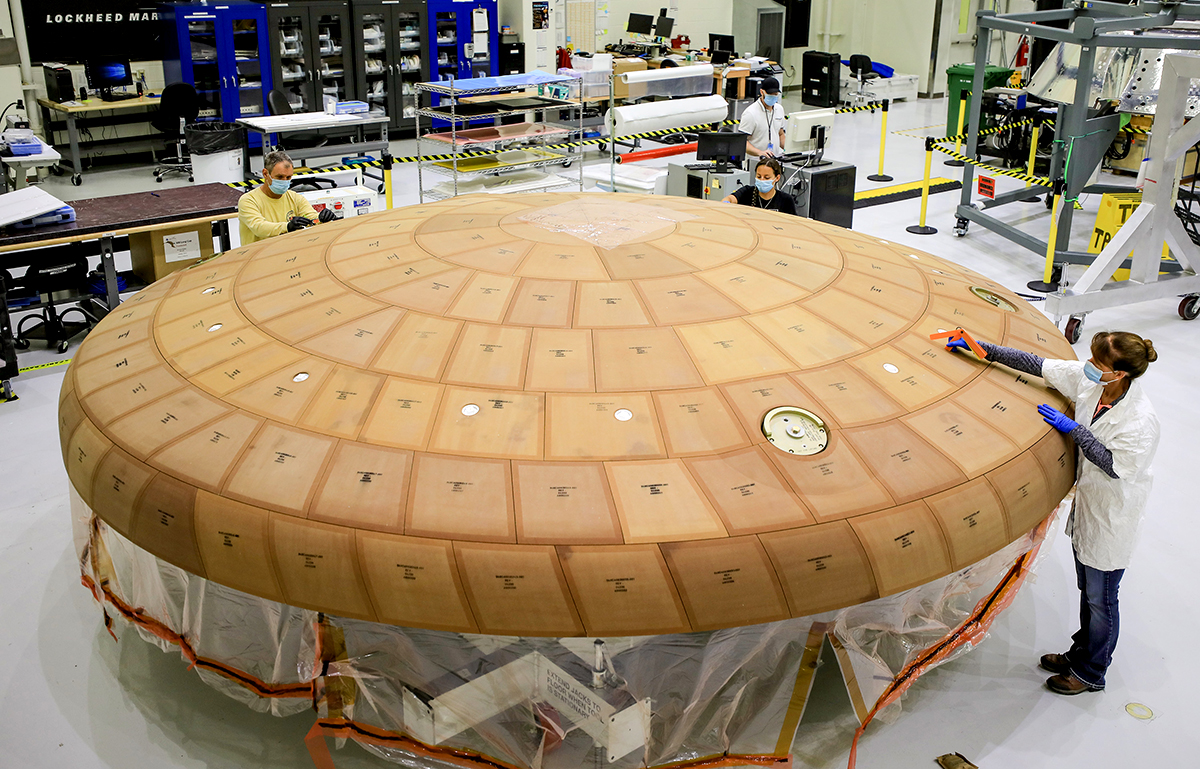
left=151, top=83, right=200, bottom=182
left=13, top=254, right=95, bottom=354
left=847, top=54, right=879, bottom=105
left=267, top=89, right=329, bottom=151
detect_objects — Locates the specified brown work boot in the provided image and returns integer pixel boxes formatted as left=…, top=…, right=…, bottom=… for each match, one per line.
left=1039, top=653, right=1071, bottom=675
left=1046, top=672, right=1099, bottom=695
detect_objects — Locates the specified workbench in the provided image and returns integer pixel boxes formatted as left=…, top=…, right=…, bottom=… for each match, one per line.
left=0, top=183, right=242, bottom=316
left=37, top=95, right=163, bottom=187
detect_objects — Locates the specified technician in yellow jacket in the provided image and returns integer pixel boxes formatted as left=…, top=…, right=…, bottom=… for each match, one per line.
left=237, top=150, right=334, bottom=245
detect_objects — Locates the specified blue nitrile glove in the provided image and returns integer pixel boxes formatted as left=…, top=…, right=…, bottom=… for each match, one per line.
left=1038, top=404, right=1078, bottom=433
left=945, top=337, right=977, bottom=352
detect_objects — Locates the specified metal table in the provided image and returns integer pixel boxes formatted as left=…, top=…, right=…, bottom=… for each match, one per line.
left=0, top=141, right=62, bottom=192
left=236, top=112, right=390, bottom=179
left=36, top=95, right=162, bottom=187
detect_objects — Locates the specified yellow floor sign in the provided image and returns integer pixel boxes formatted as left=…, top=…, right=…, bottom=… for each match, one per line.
left=1089, top=192, right=1172, bottom=280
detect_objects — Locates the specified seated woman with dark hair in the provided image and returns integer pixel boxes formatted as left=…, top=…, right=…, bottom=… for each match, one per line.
left=722, top=157, right=797, bottom=215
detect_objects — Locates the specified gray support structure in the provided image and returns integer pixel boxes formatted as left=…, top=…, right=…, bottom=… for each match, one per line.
left=953, top=1, right=1200, bottom=285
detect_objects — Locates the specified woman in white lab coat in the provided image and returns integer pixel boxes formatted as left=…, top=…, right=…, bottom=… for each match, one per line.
left=947, top=330, right=1160, bottom=695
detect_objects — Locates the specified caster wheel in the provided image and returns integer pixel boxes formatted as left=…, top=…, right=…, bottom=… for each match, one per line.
left=562, top=160, right=572, bottom=168
left=1064, top=316, right=1084, bottom=344
left=953, top=217, right=969, bottom=237
left=188, top=176, right=194, bottom=182
left=1180, top=295, right=1200, bottom=321
left=56, top=341, right=70, bottom=354
left=71, top=175, right=82, bottom=186
left=13, top=337, right=30, bottom=350
left=156, top=176, right=164, bottom=183
left=49, top=166, right=62, bottom=176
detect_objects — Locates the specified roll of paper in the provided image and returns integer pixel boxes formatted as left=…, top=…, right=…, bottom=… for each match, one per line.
left=619, top=63, right=714, bottom=84
left=610, top=94, right=730, bottom=137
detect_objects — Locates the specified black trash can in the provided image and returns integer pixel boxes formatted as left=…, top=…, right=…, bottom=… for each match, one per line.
left=184, top=122, right=246, bottom=184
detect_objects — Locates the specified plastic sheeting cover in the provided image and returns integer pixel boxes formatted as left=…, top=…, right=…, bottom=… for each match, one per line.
left=516, top=199, right=695, bottom=249
left=74, top=478, right=1060, bottom=769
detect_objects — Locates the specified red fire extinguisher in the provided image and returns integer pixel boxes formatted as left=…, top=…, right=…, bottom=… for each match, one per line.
left=1015, top=36, right=1030, bottom=68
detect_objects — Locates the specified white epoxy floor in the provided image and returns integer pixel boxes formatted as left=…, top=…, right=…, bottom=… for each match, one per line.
left=2, top=95, right=1196, bottom=769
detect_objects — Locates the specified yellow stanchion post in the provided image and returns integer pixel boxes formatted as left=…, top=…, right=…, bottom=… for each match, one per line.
left=945, top=91, right=968, bottom=167
left=382, top=151, right=394, bottom=210
left=907, top=137, right=938, bottom=235
left=868, top=99, right=893, bottom=182
left=1028, top=179, right=1066, bottom=292
left=1021, top=115, right=1043, bottom=203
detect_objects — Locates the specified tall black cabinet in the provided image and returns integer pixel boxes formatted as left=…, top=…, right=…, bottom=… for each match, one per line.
left=267, top=1, right=355, bottom=114
left=350, top=0, right=430, bottom=132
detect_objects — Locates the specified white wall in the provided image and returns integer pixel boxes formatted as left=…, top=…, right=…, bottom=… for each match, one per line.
left=593, top=1, right=732, bottom=49
left=0, top=0, right=26, bottom=125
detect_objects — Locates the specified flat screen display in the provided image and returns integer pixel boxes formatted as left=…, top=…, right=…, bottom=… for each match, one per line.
left=85, top=58, right=134, bottom=89
left=627, top=13, right=654, bottom=35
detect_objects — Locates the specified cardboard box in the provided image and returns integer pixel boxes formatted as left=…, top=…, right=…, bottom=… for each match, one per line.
left=613, top=58, right=647, bottom=100
left=129, top=224, right=214, bottom=284
left=1108, top=114, right=1199, bottom=177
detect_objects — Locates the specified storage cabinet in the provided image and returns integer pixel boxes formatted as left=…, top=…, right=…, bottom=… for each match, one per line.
left=267, top=1, right=355, bottom=114
left=428, top=0, right=498, bottom=82
left=350, top=0, right=430, bottom=132
left=162, top=0, right=273, bottom=138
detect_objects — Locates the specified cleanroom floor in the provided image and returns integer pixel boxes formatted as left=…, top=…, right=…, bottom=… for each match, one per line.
left=1, top=94, right=1196, bottom=769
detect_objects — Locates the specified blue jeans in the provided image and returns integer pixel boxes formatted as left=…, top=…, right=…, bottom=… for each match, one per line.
left=1065, top=549, right=1124, bottom=690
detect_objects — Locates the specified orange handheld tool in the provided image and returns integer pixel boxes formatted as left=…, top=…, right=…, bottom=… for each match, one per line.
left=929, top=327, right=988, bottom=359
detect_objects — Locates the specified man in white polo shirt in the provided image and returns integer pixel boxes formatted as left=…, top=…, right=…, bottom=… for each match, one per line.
left=738, top=76, right=786, bottom=164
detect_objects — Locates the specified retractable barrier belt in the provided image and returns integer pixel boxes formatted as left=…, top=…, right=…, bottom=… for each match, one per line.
left=226, top=103, right=885, bottom=190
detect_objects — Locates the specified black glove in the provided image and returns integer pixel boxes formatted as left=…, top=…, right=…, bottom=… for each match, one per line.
left=317, top=207, right=337, bottom=223
left=286, top=216, right=314, bottom=232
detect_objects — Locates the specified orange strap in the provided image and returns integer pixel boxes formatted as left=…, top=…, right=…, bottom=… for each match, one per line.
left=306, top=717, right=793, bottom=769
left=81, top=572, right=315, bottom=700
left=928, top=327, right=987, bottom=359
left=846, top=515, right=1052, bottom=769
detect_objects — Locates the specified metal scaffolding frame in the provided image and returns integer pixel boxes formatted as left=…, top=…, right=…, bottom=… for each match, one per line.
left=956, top=2, right=1200, bottom=280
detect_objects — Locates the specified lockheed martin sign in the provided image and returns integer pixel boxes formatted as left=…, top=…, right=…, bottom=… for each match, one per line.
left=23, top=1, right=164, bottom=63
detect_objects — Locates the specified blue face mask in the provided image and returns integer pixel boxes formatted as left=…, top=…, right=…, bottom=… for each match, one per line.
left=1084, top=360, right=1119, bottom=384
left=755, top=179, right=775, bottom=194
left=763, top=94, right=780, bottom=107
left=267, top=176, right=290, bottom=195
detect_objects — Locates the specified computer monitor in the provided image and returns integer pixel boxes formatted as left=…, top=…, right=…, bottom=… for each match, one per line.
left=709, top=33, right=735, bottom=53
left=627, top=13, right=655, bottom=36
left=783, top=108, right=837, bottom=154
left=655, top=16, right=674, bottom=40
left=85, top=57, right=134, bottom=99
left=710, top=49, right=732, bottom=67
left=696, top=131, right=747, bottom=173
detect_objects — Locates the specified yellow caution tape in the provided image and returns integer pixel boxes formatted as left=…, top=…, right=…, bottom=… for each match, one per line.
left=17, top=358, right=72, bottom=373
left=226, top=105, right=887, bottom=191
left=932, top=141, right=1051, bottom=185
left=834, top=102, right=883, bottom=114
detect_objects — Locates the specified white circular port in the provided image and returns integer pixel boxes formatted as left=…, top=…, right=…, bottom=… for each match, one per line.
left=883, top=363, right=900, bottom=374
left=461, top=403, right=480, bottom=416
left=292, top=372, right=309, bottom=382
left=207, top=323, right=222, bottom=332
left=614, top=409, right=633, bottom=422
